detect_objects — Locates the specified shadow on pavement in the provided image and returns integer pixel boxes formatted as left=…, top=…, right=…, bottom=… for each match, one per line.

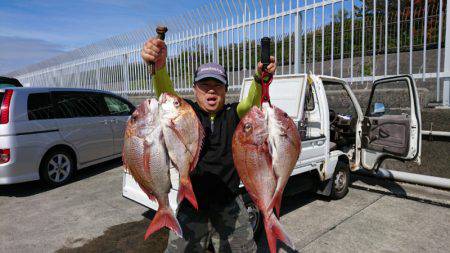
left=56, top=216, right=169, bottom=253
left=54, top=191, right=317, bottom=253
left=350, top=174, right=450, bottom=208
left=142, top=209, right=157, bottom=220
left=255, top=192, right=319, bottom=253
left=0, top=158, right=123, bottom=197
left=280, top=192, right=320, bottom=217
left=350, top=173, right=407, bottom=196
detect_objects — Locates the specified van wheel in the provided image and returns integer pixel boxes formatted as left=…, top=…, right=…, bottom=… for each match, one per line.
left=40, top=150, right=75, bottom=186
left=245, top=201, right=262, bottom=239
left=330, top=162, right=349, bottom=199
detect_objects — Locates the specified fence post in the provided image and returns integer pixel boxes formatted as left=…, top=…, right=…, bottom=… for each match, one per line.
left=75, top=65, right=80, bottom=88
left=123, top=53, right=130, bottom=95
left=443, top=0, right=450, bottom=107
left=95, top=61, right=100, bottom=90
left=213, top=32, right=219, bottom=63
left=294, top=11, right=302, bottom=74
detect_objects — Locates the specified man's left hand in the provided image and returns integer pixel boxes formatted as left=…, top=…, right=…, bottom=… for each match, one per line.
left=257, top=56, right=276, bottom=76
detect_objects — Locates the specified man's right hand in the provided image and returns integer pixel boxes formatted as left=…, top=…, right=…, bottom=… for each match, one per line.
left=141, top=38, right=167, bottom=71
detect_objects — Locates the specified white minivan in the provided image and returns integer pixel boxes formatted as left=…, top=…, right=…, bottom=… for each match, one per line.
left=0, top=87, right=135, bottom=186
left=123, top=74, right=422, bottom=235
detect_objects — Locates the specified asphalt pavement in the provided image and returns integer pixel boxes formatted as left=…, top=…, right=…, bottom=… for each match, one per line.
left=0, top=159, right=449, bottom=253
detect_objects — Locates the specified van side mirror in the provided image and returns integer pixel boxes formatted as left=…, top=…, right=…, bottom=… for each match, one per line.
left=372, top=102, right=385, bottom=115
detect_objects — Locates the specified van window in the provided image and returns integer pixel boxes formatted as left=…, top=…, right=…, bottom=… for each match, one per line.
left=54, top=92, right=105, bottom=118
left=103, top=95, right=132, bottom=116
left=27, top=93, right=54, bottom=120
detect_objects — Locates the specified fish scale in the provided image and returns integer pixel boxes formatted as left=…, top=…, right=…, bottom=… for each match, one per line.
left=232, top=106, right=298, bottom=253
left=123, top=98, right=182, bottom=240
left=265, top=104, right=301, bottom=218
left=159, top=93, right=204, bottom=210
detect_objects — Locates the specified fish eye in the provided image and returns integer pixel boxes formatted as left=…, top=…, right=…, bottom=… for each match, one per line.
left=244, top=123, right=252, bottom=132
left=173, top=100, right=180, bottom=107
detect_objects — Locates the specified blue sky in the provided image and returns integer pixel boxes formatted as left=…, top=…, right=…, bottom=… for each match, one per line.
left=0, top=0, right=211, bottom=74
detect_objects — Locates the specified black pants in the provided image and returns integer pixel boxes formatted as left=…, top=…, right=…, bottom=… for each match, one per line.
left=164, top=196, right=256, bottom=253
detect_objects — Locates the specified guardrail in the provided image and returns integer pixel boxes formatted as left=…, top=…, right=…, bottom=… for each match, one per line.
left=422, top=130, right=450, bottom=137
left=358, top=167, right=450, bottom=190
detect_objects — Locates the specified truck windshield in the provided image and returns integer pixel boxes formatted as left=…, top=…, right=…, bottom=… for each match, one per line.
left=323, top=82, right=357, bottom=118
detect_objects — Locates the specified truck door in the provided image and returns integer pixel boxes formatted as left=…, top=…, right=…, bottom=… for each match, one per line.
left=360, top=75, right=422, bottom=170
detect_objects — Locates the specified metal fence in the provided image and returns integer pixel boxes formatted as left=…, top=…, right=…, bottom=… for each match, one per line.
left=8, top=0, right=450, bottom=105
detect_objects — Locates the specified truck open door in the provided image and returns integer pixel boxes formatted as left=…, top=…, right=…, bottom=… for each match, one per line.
left=360, top=75, right=422, bottom=171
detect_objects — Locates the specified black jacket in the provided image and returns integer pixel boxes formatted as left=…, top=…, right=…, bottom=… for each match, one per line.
left=185, top=99, right=241, bottom=209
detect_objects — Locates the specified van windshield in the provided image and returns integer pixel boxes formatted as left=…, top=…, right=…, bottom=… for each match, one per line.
left=0, top=83, right=16, bottom=88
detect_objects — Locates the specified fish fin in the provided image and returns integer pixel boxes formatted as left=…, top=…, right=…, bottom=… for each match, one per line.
left=264, top=215, right=278, bottom=253
left=139, top=185, right=157, bottom=202
left=265, top=213, right=295, bottom=251
left=268, top=189, right=283, bottom=218
left=168, top=120, right=184, bottom=145
left=144, top=192, right=157, bottom=202
left=177, top=178, right=198, bottom=210
left=189, top=120, right=204, bottom=173
left=168, top=119, right=195, bottom=161
left=143, top=141, right=151, bottom=174
left=144, top=207, right=183, bottom=240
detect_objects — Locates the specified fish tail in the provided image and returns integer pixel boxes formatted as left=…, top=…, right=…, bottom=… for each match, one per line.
left=177, top=178, right=198, bottom=210
left=268, top=189, right=283, bottom=218
left=264, top=213, right=295, bottom=252
left=263, top=217, right=278, bottom=253
left=144, top=206, right=183, bottom=240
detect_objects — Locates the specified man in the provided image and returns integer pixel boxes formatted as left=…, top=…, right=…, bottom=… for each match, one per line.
left=141, top=37, right=276, bottom=252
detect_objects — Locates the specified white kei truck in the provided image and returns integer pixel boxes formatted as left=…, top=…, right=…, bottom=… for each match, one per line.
left=122, top=74, right=422, bottom=235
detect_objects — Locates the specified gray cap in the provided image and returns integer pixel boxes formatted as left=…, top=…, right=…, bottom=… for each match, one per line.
left=194, top=62, right=228, bottom=86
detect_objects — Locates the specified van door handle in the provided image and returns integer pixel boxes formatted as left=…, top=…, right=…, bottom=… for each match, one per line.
left=110, top=119, right=119, bottom=124
left=101, top=119, right=108, bottom=125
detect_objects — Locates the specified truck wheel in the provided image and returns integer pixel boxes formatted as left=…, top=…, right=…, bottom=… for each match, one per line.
left=330, top=162, right=349, bottom=199
left=245, top=201, right=262, bottom=239
left=40, top=149, right=75, bottom=187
